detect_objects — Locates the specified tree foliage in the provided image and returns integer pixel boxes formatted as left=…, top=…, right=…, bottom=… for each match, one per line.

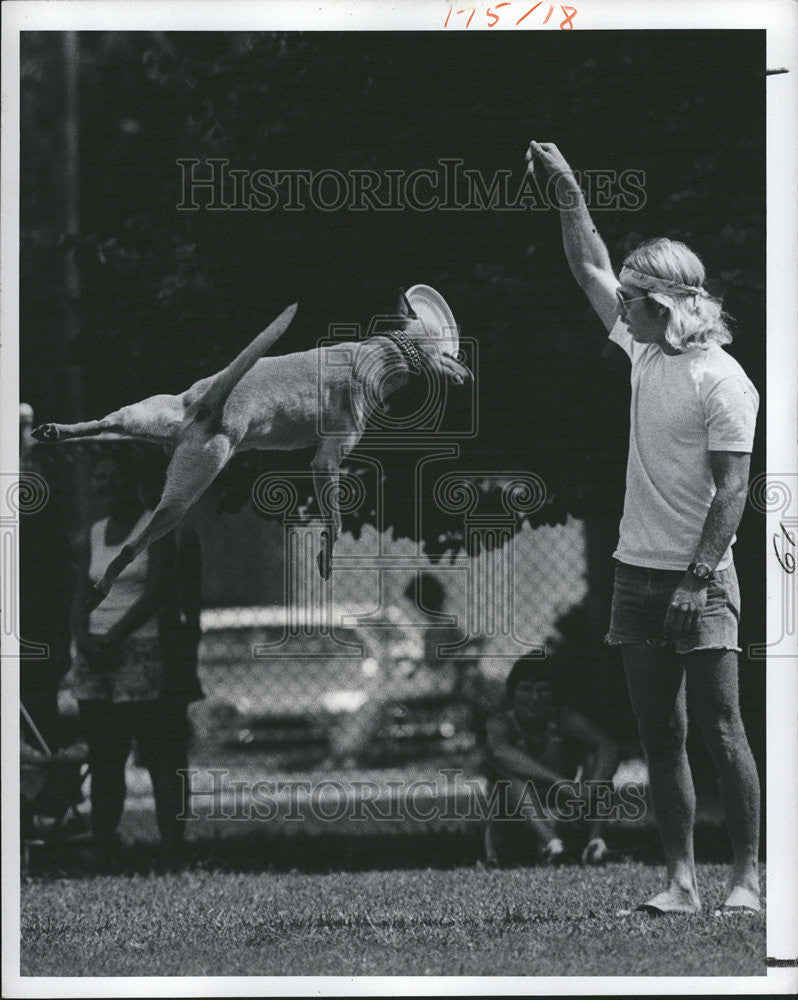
left=21, top=31, right=765, bottom=559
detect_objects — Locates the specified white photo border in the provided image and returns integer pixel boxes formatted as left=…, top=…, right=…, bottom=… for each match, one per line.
left=2, top=1, right=796, bottom=996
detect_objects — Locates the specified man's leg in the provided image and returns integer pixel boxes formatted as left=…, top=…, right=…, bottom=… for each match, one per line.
left=685, top=649, right=760, bottom=911
left=135, top=700, right=190, bottom=864
left=79, top=700, right=131, bottom=868
left=622, top=642, right=700, bottom=913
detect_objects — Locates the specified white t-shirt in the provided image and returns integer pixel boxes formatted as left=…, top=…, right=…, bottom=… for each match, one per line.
left=88, top=511, right=158, bottom=638
left=609, top=318, right=759, bottom=571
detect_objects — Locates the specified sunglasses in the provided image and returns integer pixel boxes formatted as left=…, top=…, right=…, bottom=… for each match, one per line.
left=616, top=288, right=649, bottom=307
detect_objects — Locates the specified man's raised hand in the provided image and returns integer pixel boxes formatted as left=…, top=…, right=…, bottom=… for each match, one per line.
left=525, top=140, right=618, bottom=330
left=526, top=141, right=574, bottom=180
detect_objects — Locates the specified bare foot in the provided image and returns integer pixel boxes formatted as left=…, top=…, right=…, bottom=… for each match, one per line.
left=634, top=885, right=701, bottom=915
left=715, top=884, right=761, bottom=914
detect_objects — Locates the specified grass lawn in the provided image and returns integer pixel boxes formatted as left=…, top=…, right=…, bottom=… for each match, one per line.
left=21, top=861, right=765, bottom=977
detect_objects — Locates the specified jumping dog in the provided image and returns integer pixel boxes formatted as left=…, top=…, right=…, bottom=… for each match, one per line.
left=33, top=289, right=472, bottom=608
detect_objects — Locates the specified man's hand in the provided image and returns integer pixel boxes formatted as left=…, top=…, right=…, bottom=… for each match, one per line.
left=525, top=141, right=575, bottom=181
left=663, top=575, right=709, bottom=640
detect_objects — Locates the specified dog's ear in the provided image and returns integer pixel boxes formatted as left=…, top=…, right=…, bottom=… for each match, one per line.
left=398, top=288, right=418, bottom=320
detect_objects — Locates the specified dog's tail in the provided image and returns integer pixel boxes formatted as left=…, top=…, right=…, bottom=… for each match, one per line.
left=183, top=302, right=298, bottom=429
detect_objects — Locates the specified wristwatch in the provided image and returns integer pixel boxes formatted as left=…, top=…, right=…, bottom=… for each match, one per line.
left=687, top=561, right=713, bottom=581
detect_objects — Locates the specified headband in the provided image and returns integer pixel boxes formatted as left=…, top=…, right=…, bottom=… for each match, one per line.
left=619, top=265, right=708, bottom=299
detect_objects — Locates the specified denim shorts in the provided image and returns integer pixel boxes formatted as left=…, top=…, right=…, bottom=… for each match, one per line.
left=606, top=560, right=741, bottom=654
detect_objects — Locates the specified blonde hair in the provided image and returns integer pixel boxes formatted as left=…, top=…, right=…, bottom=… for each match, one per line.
left=621, top=238, right=733, bottom=352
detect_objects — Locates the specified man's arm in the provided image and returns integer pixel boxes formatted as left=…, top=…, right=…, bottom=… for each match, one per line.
left=559, top=707, right=619, bottom=855
left=560, top=708, right=620, bottom=782
left=663, top=451, right=751, bottom=640
left=693, top=451, right=751, bottom=569
left=526, top=141, right=620, bottom=332
left=485, top=714, right=564, bottom=786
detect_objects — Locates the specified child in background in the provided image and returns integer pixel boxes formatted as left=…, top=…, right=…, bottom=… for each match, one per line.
left=483, top=658, right=619, bottom=866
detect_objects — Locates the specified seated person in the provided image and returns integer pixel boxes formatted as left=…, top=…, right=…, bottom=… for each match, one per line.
left=483, top=658, right=620, bottom=866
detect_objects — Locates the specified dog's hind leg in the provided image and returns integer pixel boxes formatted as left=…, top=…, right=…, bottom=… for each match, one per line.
left=32, top=416, right=119, bottom=443
left=86, top=429, right=234, bottom=610
left=32, top=394, right=184, bottom=446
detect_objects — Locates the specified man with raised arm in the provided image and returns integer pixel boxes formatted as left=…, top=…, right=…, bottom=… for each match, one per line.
left=525, top=141, right=760, bottom=915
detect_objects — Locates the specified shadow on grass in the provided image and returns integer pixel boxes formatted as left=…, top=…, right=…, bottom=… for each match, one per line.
left=26, top=819, right=749, bottom=879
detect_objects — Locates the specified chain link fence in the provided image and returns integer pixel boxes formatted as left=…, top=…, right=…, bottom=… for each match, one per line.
left=20, top=442, right=593, bottom=847
left=188, top=514, right=587, bottom=771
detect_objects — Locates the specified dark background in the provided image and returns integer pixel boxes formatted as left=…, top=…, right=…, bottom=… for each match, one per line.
left=20, top=30, right=766, bottom=776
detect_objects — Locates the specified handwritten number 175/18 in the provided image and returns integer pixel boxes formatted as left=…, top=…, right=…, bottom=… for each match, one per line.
left=444, top=4, right=578, bottom=29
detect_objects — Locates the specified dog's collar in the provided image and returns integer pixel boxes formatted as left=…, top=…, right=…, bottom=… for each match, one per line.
left=385, top=330, right=423, bottom=375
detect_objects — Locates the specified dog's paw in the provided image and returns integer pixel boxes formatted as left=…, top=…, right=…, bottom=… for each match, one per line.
left=316, top=546, right=331, bottom=581
left=32, top=423, right=60, bottom=442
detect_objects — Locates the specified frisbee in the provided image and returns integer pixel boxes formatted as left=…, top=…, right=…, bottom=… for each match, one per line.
left=405, top=284, right=460, bottom=358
